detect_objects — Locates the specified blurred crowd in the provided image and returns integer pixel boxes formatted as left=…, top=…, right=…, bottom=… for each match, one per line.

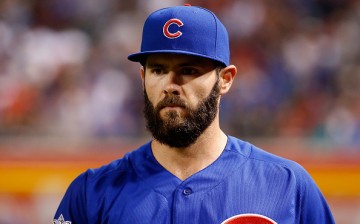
left=0, top=0, right=359, bottom=148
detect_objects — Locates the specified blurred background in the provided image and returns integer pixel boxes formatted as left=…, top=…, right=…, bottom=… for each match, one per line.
left=0, top=0, right=359, bottom=223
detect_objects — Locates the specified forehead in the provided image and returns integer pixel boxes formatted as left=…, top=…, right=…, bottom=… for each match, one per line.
left=145, top=53, right=217, bottom=67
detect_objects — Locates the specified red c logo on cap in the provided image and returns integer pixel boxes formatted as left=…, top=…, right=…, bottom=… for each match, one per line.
left=163, top=18, right=183, bottom=39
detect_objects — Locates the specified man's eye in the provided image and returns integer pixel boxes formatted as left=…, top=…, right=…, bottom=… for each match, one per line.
left=151, top=68, right=164, bottom=75
left=181, top=68, right=197, bottom=75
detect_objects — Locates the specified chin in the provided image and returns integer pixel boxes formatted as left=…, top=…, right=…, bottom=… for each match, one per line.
left=162, top=110, right=186, bottom=121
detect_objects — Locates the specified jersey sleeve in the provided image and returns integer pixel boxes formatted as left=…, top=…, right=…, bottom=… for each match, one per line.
left=53, top=172, right=88, bottom=223
left=295, top=165, right=335, bottom=224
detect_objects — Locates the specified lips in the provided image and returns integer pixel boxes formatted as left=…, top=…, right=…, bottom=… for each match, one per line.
left=162, top=103, right=184, bottom=108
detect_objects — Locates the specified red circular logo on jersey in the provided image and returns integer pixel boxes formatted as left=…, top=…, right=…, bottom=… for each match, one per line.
left=163, top=18, right=184, bottom=39
left=222, top=214, right=277, bottom=224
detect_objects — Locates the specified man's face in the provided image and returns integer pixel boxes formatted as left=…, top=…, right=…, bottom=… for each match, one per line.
left=142, top=54, right=221, bottom=148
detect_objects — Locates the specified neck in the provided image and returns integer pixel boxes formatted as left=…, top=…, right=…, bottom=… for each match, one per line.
left=151, top=122, right=227, bottom=181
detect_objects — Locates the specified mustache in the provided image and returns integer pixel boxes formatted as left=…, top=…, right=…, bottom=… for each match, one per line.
left=156, top=95, right=187, bottom=110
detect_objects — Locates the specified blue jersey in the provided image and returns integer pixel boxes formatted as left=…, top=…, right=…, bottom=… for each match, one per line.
left=53, top=136, right=334, bottom=223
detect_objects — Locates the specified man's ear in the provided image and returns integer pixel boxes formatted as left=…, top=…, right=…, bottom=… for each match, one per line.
left=140, top=66, right=145, bottom=81
left=140, top=66, right=146, bottom=91
left=219, top=65, right=237, bottom=95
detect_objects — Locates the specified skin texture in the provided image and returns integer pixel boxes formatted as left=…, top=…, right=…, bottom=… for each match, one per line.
left=140, top=53, right=237, bottom=180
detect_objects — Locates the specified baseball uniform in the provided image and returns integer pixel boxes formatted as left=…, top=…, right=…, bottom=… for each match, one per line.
left=53, top=136, right=334, bottom=223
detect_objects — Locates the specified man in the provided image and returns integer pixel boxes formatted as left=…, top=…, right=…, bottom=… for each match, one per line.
left=53, top=5, right=335, bottom=224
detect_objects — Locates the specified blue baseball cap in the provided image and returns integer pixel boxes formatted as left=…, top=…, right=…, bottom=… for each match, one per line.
left=128, top=5, right=230, bottom=66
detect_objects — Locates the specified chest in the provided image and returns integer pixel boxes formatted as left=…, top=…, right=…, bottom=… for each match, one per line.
left=86, top=174, right=296, bottom=224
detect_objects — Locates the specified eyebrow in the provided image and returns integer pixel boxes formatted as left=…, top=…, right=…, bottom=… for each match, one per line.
left=147, top=63, right=166, bottom=68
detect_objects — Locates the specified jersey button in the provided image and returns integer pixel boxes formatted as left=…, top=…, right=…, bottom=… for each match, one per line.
left=183, top=188, right=192, bottom=195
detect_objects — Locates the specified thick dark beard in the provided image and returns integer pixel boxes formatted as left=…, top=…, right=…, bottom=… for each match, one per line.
left=143, top=79, right=220, bottom=148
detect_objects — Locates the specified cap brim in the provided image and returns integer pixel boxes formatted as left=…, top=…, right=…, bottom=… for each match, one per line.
left=128, top=50, right=227, bottom=66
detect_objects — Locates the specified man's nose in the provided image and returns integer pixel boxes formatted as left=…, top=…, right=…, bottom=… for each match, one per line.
left=163, top=71, right=181, bottom=95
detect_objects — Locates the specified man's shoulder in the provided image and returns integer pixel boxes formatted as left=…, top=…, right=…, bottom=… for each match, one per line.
left=82, top=142, right=152, bottom=183
left=227, top=136, right=307, bottom=175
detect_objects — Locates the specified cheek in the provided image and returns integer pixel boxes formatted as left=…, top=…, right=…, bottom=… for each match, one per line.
left=144, top=79, right=161, bottom=104
left=184, top=85, right=209, bottom=107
